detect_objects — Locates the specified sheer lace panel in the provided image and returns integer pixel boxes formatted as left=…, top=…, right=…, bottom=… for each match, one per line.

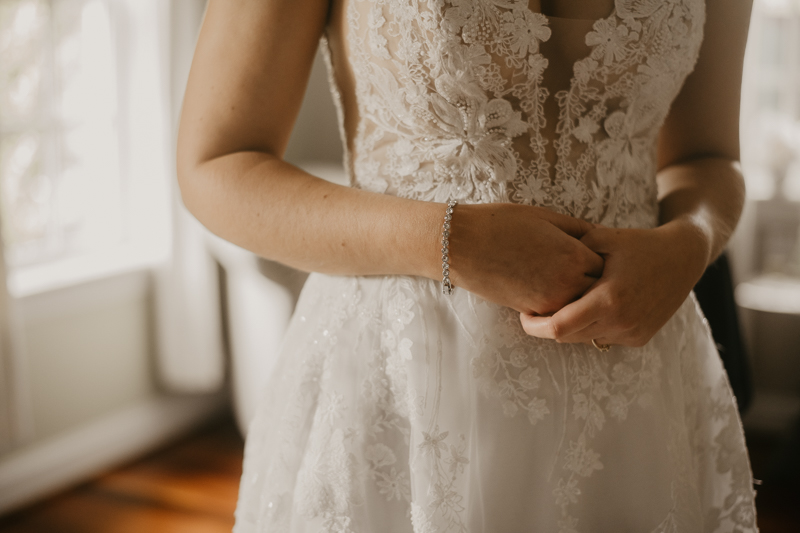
left=323, top=0, right=705, bottom=229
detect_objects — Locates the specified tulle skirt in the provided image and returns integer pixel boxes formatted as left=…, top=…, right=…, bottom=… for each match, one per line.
left=233, top=272, right=757, bottom=533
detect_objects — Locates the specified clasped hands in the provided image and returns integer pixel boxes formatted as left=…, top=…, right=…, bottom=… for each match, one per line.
left=448, top=203, right=708, bottom=348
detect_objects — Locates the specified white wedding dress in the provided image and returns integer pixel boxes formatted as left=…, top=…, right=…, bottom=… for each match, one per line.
left=234, top=1, right=758, bottom=532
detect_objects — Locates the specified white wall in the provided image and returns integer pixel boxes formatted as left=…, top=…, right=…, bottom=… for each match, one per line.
left=16, top=273, right=155, bottom=441
left=284, top=45, right=345, bottom=166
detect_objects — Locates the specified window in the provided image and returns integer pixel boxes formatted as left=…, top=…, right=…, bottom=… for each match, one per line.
left=0, top=0, right=171, bottom=296
left=741, top=0, right=800, bottom=202
left=0, top=0, right=122, bottom=266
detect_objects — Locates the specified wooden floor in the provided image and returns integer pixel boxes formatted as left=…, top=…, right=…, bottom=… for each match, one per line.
left=0, top=413, right=798, bottom=532
left=0, top=416, right=244, bottom=533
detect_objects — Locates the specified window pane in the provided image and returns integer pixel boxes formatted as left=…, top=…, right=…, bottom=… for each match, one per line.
left=0, top=132, right=53, bottom=251
left=0, top=0, right=123, bottom=267
left=0, top=0, right=50, bottom=126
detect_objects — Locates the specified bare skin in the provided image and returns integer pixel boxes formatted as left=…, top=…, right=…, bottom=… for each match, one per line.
left=178, top=0, right=752, bottom=344
left=520, top=0, right=753, bottom=346
left=177, top=0, right=604, bottom=317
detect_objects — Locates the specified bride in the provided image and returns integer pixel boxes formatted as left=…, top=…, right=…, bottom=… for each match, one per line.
left=177, top=0, right=757, bottom=531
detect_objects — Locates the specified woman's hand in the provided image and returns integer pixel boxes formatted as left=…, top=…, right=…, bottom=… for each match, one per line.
left=518, top=221, right=709, bottom=347
left=448, top=203, right=604, bottom=316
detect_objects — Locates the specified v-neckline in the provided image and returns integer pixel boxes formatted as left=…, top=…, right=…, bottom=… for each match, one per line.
left=530, top=6, right=621, bottom=180
left=535, top=0, right=617, bottom=26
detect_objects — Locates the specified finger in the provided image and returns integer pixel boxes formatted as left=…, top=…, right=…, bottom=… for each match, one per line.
left=520, top=287, right=603, bottom=340
left=581, top=250, right=604, bottom=279
left=556, top=320, right=606, bottom=344
left=543, top=211, right=594, bottom=239
left=580, top=227, right=617, bottom=254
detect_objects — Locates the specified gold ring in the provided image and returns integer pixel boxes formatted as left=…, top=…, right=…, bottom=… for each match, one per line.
left=592, top=339, right=611, bottom=352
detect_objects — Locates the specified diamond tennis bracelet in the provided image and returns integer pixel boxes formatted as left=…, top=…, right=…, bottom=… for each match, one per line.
left=441, top=199, right=456, bottom=295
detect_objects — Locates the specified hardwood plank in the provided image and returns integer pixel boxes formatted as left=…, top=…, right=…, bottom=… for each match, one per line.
left=0, top=486, right=234, bottom=533
left=0, top=416, right=243, bottom=533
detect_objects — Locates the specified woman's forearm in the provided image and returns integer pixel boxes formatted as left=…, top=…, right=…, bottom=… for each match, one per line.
left=656, top=156, right=746, bottom=271
left=177, top=149, right=605, bottom=315
left=178, top=151, right=444, bottom=279
left=178, top=0, right=607, bottom=314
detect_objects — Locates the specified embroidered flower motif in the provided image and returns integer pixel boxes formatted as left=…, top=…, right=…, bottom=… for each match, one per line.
left=441, top=0, right=475, bottom=35
left=564, top=436, right=604, bottom=477
left=503, top=10, right=551, bottom=57
left=427, top=75, right=528, bottom=202
left=375, top=467, right=410, bottom=501
left=319, top=392, right=345, bottom=424
left=527, top=52, right=549, bottom=81
left=471, top=351, right=496, bottom=379
left=612, top=361, right=636, bottom=383
left=368, top=5, right=390, bottom=60
left=527, top=397, right=550, bottom=425
left=572, top=392, right=590, bottom=420
left=396, top=33, right=423, bottom=62
left=321, top=514, right=353, bottom=533
left=388, top=138, right=421, bottom=177
left=513, top=171, right=549, bottom=205
left=586, top=18, right=639, bottom=65
left=559, top=175, right=586, bottom=211
left=595, top=110, right=649, bottom=189
left=573, top=57, right=599, bottom=84
left=553, top=478, right=581, bottom=506
left=296, top=428, right=354, bottom=520
left=464, top=42, right=492, bottom=66
left=518, top=366, right=541, bottom=390
left=447, top=442, right=470, bottom=474
left=410, top=503, right=436, bottom=533
left=607, top=394, right=629, bottom=421
left=509, top=348, right=529, bottom=368
left=461, top=3, right=506, bottom=46
left=419, top=426, right=449, bottom=458
left=430, top=482, right=462, bottom=511
left=574, top=116, right=600, bottom=144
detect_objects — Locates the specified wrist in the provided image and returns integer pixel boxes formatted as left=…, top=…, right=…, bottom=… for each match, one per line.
left=407, top=200, right=450, bottom=281
left=655, top=218, right=711, bottom=284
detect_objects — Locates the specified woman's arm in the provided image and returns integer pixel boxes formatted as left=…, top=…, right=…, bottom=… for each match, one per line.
left=177, top=0, right=440, bottom=277
left=654, top=0, right=753, bottom=266
left=520, top=0, right=753, bottom=346
left=178, top=0, right=605, bottom=316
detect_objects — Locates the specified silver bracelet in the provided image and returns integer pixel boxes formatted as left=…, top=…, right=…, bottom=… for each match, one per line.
left=441, top=200, right=456, bottom=295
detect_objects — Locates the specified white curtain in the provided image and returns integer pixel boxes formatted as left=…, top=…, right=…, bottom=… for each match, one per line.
left=153, top=0, right=226, bottom=393
left=0, top=237, right=13, bottom=453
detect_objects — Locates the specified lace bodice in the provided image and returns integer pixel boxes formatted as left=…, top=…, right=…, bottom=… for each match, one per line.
left=324, top=0, right=705, bottom=228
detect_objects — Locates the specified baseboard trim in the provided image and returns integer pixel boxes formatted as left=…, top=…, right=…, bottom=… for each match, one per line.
left=0, top=393, right=227, bottom=515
